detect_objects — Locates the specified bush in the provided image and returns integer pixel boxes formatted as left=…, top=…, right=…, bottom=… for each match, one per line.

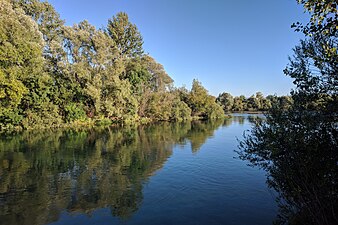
left=64, top=103, right=87, bottom=122
left=21, top=102, right=63, bottom=129
left=0, top=108, right=23, bottom=131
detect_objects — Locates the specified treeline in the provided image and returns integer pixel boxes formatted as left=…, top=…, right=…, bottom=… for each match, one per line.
left=0, top=0, right=224, bottom=131
left=216, top=92, right=293, bottom=112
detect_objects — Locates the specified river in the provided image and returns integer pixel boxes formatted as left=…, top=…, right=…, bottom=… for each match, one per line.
left=0, top=114, right=277, bottom=225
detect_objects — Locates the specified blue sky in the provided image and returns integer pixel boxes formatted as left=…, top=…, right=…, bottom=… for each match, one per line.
left=48, top=0, right=308, bottom=97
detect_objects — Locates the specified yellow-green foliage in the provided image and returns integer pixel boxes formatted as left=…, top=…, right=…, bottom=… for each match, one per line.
left=186, top=79, right=224, bottom=119
left=0, top=0, right=45, bottom=130
left=0, top=71, right=27, bottom=108
left=0, top=0, right=226, bottom=132
left=143, top=92, right=191, bottom=121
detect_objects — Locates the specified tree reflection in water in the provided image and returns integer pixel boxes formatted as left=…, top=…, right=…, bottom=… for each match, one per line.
left=0, top=119, right=223, bottom=225
left=238, top=111, right=337, bottom=225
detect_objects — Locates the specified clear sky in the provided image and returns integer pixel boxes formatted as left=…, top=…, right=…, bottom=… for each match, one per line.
left=48, top=0, right=308, bottom=97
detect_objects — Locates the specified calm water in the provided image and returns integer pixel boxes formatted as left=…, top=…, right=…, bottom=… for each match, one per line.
left=0, top=115, right=277, bottom=225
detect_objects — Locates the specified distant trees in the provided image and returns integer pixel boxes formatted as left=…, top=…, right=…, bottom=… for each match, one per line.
left=186, top=80, right=224, bottom=119
left=0, top=1, right=224, bottom=131
left=216, top=92, right=234, bottom=112
left=232, top=95, right=246, bottom=111
left=216, top=92, right=292, bottom=113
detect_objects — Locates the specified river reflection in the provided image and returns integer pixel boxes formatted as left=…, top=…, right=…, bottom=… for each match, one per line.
left=0, top=120, right=227, bottom=225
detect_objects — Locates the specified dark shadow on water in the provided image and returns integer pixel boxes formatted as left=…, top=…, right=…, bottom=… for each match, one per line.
left=237, top=111, right=338, bottom=225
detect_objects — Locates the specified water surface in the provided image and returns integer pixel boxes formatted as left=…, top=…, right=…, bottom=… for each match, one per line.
left=0, top=115, right=277, bottom=225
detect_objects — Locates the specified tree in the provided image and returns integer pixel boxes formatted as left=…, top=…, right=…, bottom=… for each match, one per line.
left=245, top=95, right=259, bottom=111
left=62, top=20, right=110, bottom=115
left=0, top=0, right=49, bottom=130
left=261, top=98, right=272, bottom=111
left=255, top=92, right=264, bottom=110
left=216, top=92, right=234, bottom=112
left=123, top=57, right=151, bottom=94
left=107, top=12, right=144, bottom=58
left=8, top=0, right=71, bottom=128
left=1, top=1, right=226, bottom=131
left=238, top=1, right=338, bottom=224
left=278, top=96, right=293, bottom=110
left=293, top=0, right=337, bottom=37
left=232, top=96, right=245, bottom=111
left=143, top=91, right=191, bottom=121
left=122, top=55, right=173, bottom=94
left=187, top=79, right=209, bottom=117
left=11, top=0, right=66, bottom=101
left=186, top=79, right=223, bottom=119
left=141, top=55, right=173, bottom=92
left=266, top=95, right=278, bottom=106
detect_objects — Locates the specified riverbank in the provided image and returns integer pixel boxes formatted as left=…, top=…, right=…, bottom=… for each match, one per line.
left=226, top=111, right=266, bottom=115
left=0, top=114, right=233, bottom=134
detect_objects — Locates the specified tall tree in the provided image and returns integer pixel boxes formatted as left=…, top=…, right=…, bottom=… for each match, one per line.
left=141, top=55, right=173, bottom=92
left=62, top=20, right=138, bottom=121
left=107, top=12, right=144, bottom=58
left=0, top=0, right=56, bottom=130
left=11, top=0, right=65, bottom=76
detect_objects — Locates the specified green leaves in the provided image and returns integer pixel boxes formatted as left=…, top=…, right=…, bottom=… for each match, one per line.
left=238, top=1, right=338, bottom=224
left=107, top=12, right=144, bottom=58
left=0, top=1, right=224, bottom=131
left=64, top=103, right=86, bottom=122
left=0, top=71, right=27, bottom=108
left=186, top=79, right=223, bottom=119
left=296, top=0, right=338, bottom=36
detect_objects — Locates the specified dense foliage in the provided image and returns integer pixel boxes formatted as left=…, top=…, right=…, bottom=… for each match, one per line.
left=0, top=0, right=224, bottom=132
left=238, top=1, right=337, bottom=225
